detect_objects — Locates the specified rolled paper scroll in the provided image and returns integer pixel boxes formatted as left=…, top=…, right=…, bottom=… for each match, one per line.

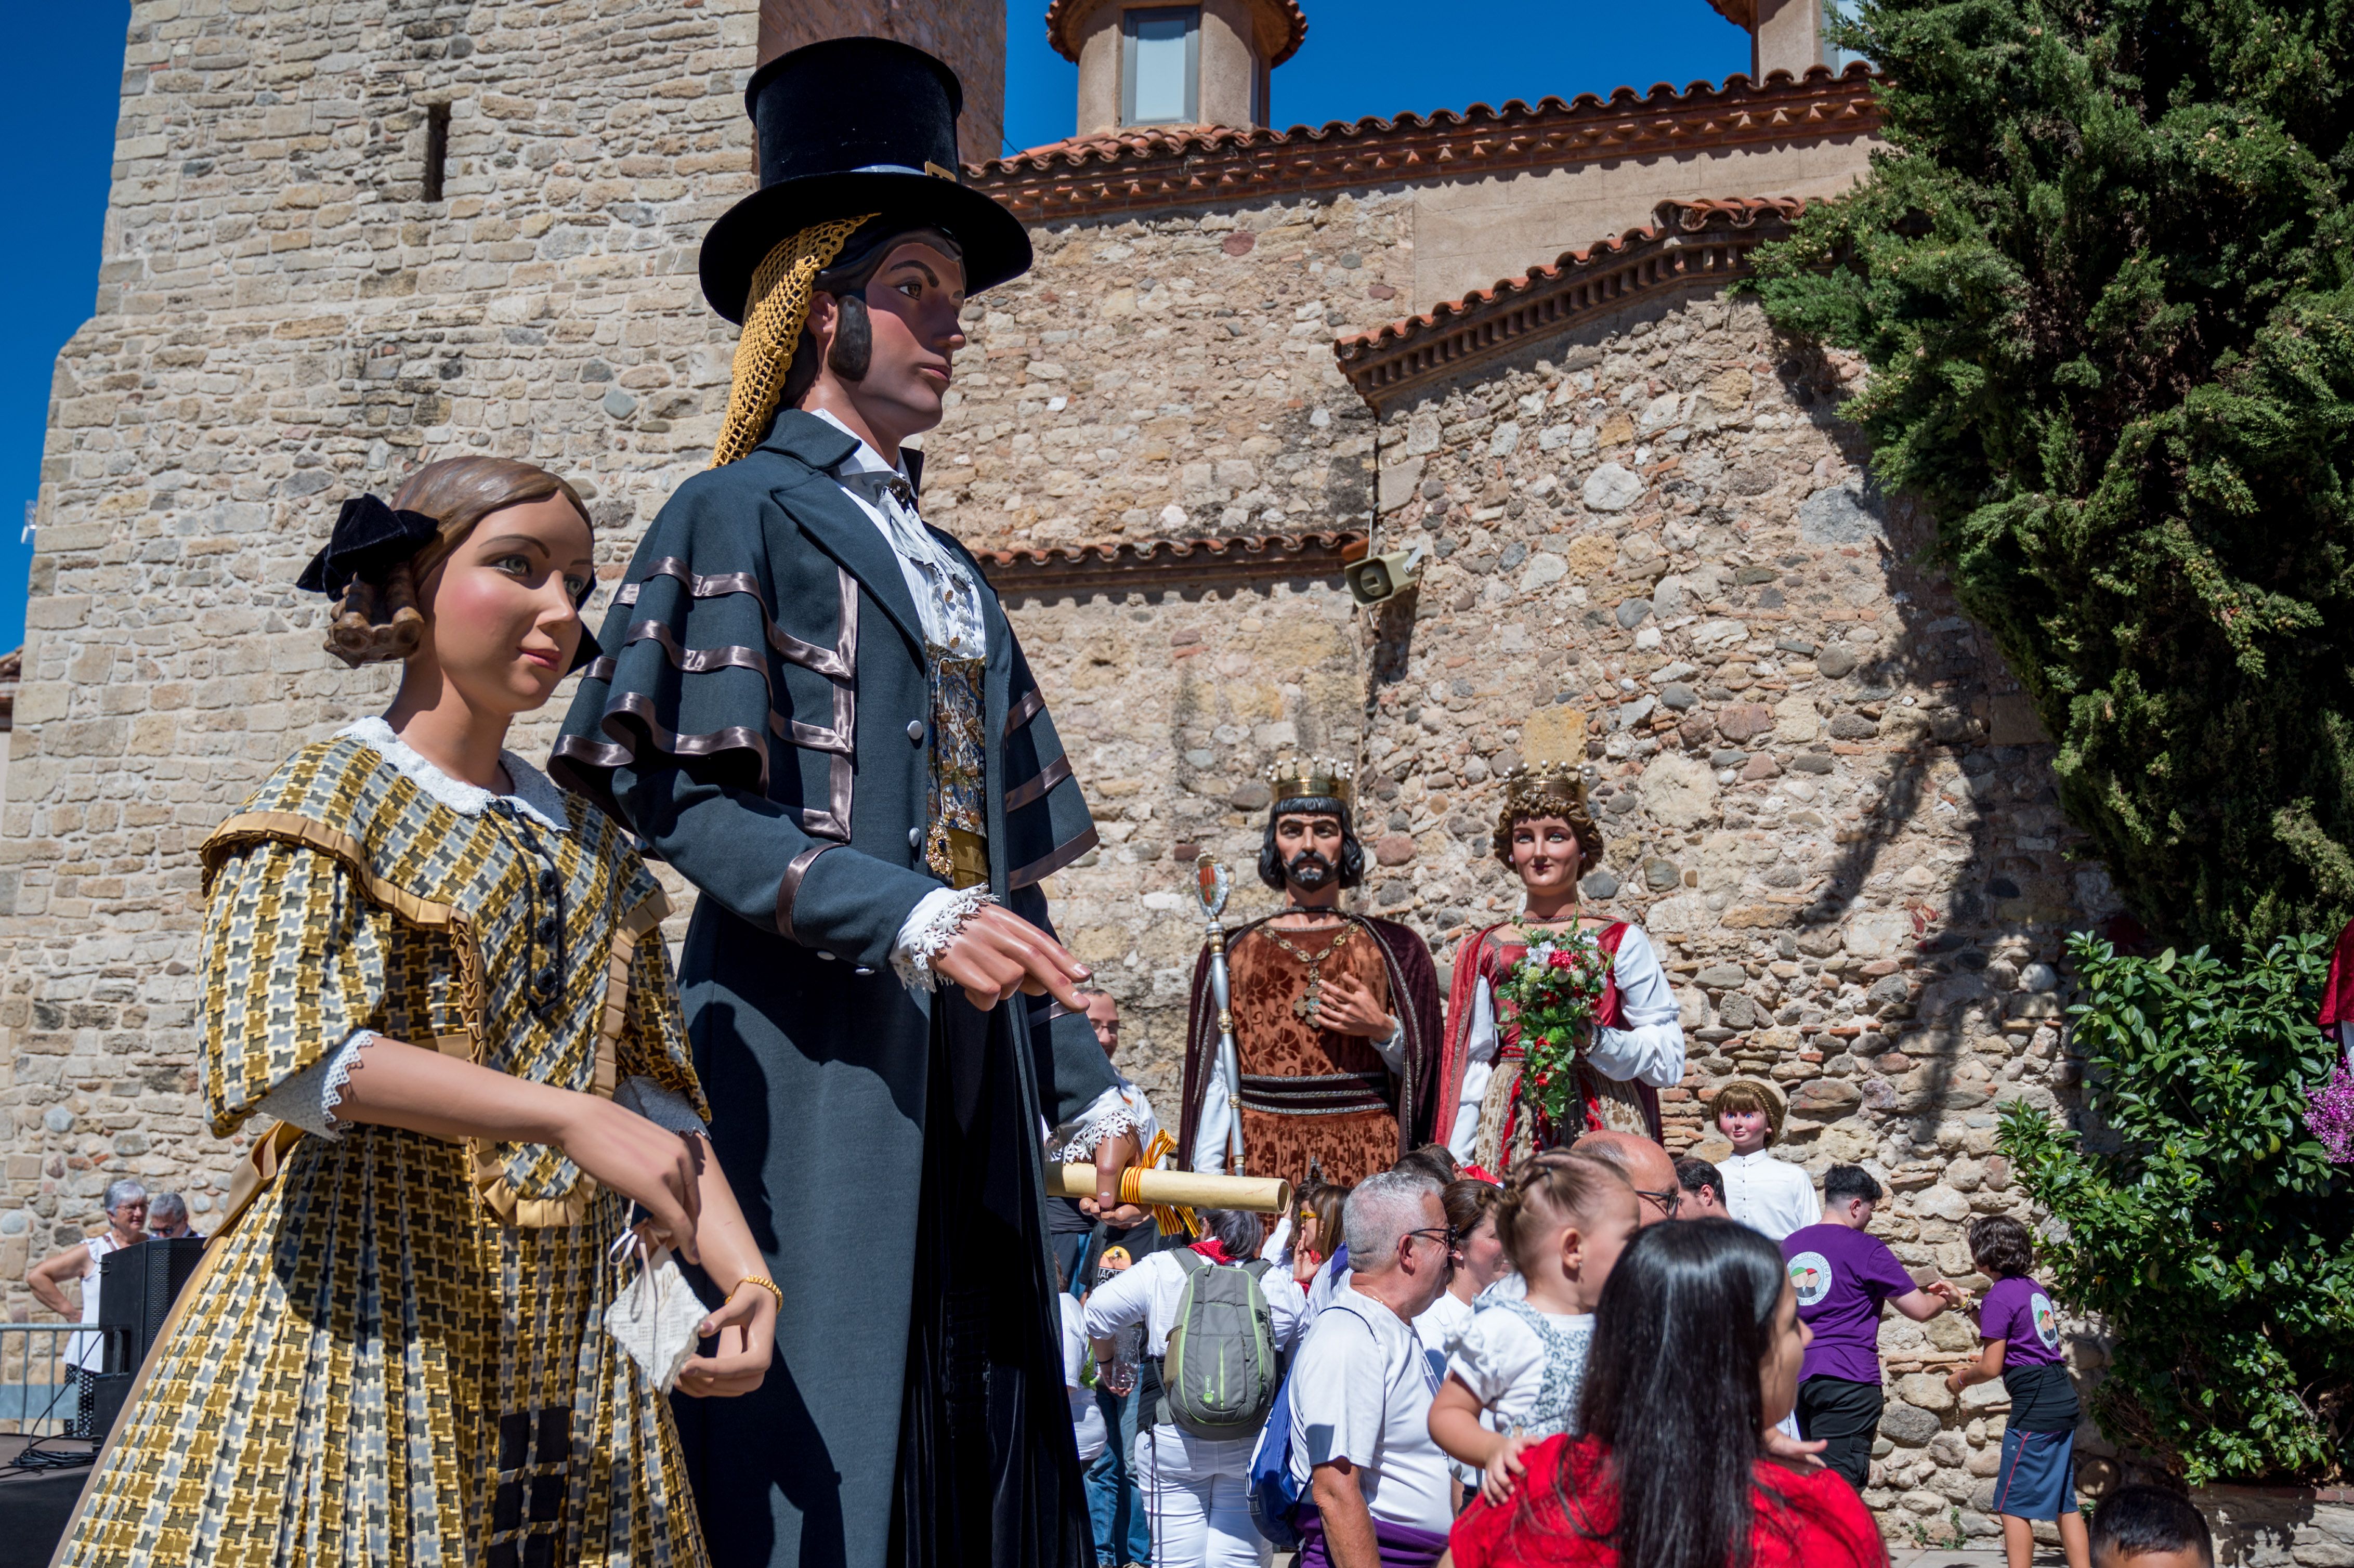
left=1047, top=1162, right=1292, bottom=1216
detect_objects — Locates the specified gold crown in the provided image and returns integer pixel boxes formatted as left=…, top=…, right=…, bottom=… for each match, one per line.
left=1265, top=755, right=1354, bottom=811
left=1500, top=761, right=1589, bottom=813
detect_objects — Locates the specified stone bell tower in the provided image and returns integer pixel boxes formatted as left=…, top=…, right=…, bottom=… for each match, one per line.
left=1051, top=0, right=1307, bottom=137
left=760, top=0, right=1008, bottom=160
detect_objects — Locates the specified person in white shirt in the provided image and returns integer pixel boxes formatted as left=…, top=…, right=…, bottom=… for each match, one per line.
left=1429, top=1154, right=1640, bottom=1504
left=1060, top=1260, right=1108, bottom=1469
left=1288, top=1172, right=1459, bottom=1567
left=1415, top=1177, right=1508, bottom=1369
left=1084, top=1210, right=1307, bottom=1568
left=27, top=1179, right=150, bottom=1438
left=1711, top=1079, right=1818, bottom=1241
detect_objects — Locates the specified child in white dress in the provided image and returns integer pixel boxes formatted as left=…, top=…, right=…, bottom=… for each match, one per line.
left=1426, top=1152, right=1640, bottom=1502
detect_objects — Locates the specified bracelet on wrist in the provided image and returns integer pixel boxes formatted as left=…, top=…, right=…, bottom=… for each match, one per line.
left=732, top=1273, right=784, bottom=1312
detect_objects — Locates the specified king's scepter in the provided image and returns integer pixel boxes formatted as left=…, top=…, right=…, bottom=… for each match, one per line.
left=1193, top=852, right=1248, bottom=1175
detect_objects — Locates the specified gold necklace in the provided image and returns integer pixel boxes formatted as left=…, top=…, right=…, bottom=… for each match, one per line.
left=1265, top=921, right=1355, bottom=1022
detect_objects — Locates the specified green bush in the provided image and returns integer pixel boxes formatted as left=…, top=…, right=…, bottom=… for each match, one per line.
left=1996, top=930, right=2352, bottom=1482
left=1750, top=0, right=2354, bottom=951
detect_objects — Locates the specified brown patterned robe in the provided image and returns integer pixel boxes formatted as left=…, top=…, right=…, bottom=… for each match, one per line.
left=1179, top=912, right=1446, bottom=1192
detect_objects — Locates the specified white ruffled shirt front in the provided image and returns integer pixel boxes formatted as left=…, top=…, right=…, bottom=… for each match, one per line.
left=1444, top=921, right=1688, bottom=1161
left=812, top=412, right=1132, bottom=1155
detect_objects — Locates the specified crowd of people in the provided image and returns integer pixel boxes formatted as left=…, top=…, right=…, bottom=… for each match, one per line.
left=1053, top=1038, right=2209, bottom=1568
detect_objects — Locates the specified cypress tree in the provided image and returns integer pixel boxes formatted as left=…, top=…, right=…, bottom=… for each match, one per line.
left=1753, top=0, right=2354, bottom=951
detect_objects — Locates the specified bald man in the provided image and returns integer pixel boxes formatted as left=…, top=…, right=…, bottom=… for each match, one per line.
left=1563, top=1130, right=1682, bottom=1225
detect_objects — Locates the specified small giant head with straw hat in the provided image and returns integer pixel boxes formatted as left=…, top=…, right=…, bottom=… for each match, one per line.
left=699, top=37, right=1033, bottom=469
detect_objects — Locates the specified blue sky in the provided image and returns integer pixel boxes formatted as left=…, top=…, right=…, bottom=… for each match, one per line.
left=0, top=1, right=1749, bottom=651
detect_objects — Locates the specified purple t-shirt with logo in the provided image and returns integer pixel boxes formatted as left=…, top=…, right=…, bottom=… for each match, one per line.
left=1782, top=1222, right=1917, bottom=1385
left=1978, top=1275, right=2064, bottom=1367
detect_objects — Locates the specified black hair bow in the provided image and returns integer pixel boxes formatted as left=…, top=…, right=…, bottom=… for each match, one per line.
left=295, top=494, right=442, bottom=595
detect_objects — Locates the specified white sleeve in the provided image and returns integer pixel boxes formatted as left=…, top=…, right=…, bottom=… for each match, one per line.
left=1586, top=926, right=1688, bottom=1089
left=1445, top=1309, right=1532, bottom=1409
left=1447, top=976, right=1499, bottom=1162
left=1367, top=1015, right=1409, bottom=1077
left=1047, top=1080, right=1159, bottom=1165
left=1772, top=1161, right=1821, bottom=1240
left=254, top=1029, right=376, bottom=1141
left=1192, top=1068, right=1232, bottom=1173
left=1262, top=1267, right=1309, bottom=1354
left=1080, top=1253, right=1159, bottom=1342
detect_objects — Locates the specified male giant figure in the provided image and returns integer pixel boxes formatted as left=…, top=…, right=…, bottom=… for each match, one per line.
left=1179, top=760, right=1445, bottom=1189
left=555, top=40, right=1138, bottom=1568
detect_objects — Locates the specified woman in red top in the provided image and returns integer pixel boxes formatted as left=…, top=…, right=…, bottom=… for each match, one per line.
left=1451, top=1218, right=1888, bottom=1568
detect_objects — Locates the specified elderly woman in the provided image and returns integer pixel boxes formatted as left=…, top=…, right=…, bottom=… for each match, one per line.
left=27, top=1178, right=149, bottom=1436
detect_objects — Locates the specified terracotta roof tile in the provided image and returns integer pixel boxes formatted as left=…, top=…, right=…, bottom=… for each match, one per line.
left=1332, top=198, right=1815, bottom=407
left=971, top=65, right=1880, bottom=223
left=975, top=530, right=1367, bottom=595
left=1044, top=0, right=1308, bottom=67
left=1699, top=0, right=1756, bottom=27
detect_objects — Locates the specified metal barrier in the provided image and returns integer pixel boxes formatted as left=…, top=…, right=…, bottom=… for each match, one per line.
left=0, top=1324, right=112, bottom=1436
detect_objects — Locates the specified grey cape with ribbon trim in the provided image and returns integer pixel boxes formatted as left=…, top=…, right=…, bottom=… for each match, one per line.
left=551, top=408, right=1110, bottom=1568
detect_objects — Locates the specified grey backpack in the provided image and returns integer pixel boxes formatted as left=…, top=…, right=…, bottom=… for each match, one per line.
left=1161, top=1250, right=1280, bottom=1441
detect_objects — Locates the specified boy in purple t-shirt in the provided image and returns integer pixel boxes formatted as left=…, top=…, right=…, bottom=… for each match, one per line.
left=1780, top=1164, right=1968, bottom=1493
left=1948, top=1214, right=2089, bottom=1568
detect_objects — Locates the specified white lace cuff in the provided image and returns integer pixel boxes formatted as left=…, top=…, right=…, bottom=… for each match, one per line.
left=256, top=1028, right=378, bottom=1140
left=1045, top=1082, right=1158, bottom=1165
left=614, top=1076, right=709, bottom=1137
left=890, top=884, right=997, bottom=992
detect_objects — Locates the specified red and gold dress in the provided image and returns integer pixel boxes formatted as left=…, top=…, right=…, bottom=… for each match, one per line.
left=1433, top=920, right=1688, bottom=1173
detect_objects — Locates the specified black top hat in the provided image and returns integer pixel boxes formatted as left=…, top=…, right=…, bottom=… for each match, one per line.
left=698, top=37, right=1032, bottom=324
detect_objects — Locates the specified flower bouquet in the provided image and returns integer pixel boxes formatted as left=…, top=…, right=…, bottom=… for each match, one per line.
left=1493, top=925, right=1614, bottom=1134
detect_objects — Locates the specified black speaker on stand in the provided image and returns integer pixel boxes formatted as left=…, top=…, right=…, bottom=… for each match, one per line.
left=97, top=1236, right=205, bottom=1379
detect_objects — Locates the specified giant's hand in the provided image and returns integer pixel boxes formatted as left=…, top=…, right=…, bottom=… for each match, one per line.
left=1314, top=972, right=1397, bottom=1040
left=675, top=1282, right=776, bottom=1399
left=1091, top=1127, right=1144, bottom=1215
left=934, top=904, right=1092, bottom=1014
left=555, top=1099, right=706, bottom=1265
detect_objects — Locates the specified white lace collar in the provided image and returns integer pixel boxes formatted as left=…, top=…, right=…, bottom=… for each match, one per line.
left=337, top=716, right=572, bottom=833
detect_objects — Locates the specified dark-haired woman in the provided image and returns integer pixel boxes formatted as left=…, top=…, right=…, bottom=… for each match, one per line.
left=57, top=458, right=775, bottom=1566
left=1450, top=1218, right=1888, bottom=1568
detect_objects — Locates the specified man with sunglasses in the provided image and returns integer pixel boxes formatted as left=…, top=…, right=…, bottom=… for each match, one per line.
left=1288, top=1172, right=1460, bottom=1568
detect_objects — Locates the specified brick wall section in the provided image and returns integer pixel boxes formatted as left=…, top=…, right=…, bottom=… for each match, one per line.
left=758, top=0, right=1005, bottom=162
left=0, top=0, right=765, bottom=1288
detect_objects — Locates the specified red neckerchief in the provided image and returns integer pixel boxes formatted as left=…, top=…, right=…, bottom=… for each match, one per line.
left=1191, top=1237, right=1235, bottom=1265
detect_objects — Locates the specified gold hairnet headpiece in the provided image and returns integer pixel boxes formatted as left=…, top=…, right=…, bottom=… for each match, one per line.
left=710, top=213, right=877, bottom=468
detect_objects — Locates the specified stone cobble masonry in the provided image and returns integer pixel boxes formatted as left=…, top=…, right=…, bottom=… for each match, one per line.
left=918, top=208, right=2121, bottom=1535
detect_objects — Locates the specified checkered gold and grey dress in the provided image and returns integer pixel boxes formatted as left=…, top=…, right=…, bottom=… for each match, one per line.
left=59, top=732, right=714, bottom=1568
